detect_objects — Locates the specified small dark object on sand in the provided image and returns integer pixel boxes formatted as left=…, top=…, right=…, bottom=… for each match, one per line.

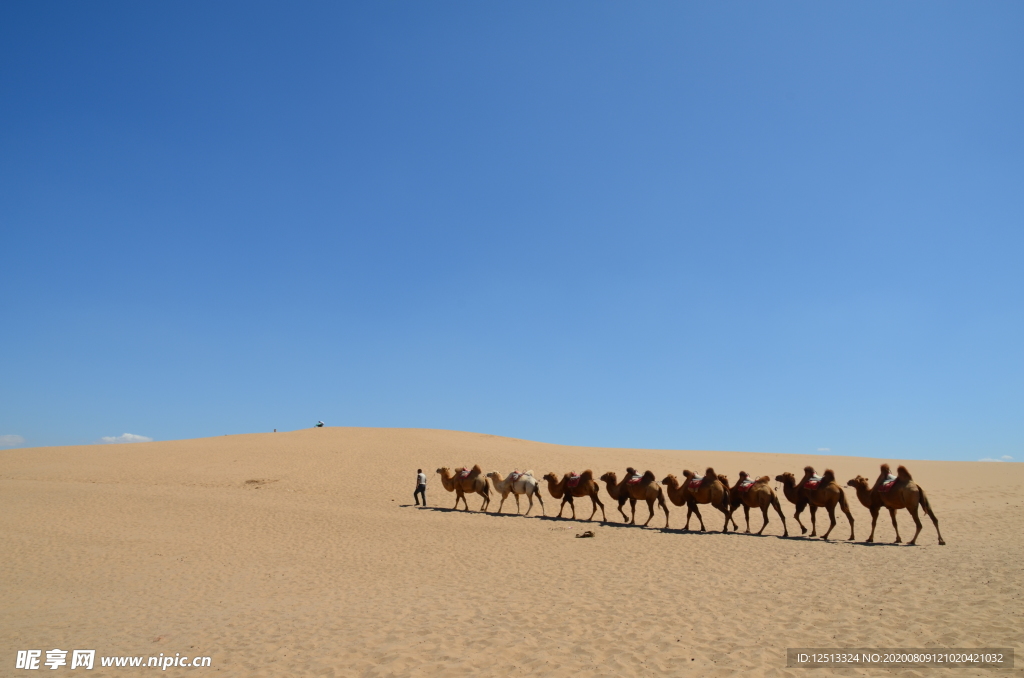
left=575, top=530, right=595, bottom=538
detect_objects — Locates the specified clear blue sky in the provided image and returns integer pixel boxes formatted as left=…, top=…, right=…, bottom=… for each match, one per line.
left=1, top=3, right=1021, bottom=461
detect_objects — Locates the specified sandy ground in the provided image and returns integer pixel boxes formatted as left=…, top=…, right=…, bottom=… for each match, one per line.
left=2, top=427, right=1021, bottom=677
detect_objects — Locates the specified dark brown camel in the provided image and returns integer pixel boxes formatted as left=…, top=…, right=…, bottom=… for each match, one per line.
left=600, top=469, right=669, bottom=528
left=542, top=470, right=606, bottom=522
left=847, top=464, right=945, bottom=545
left=728, top=472, right=788, bottom=536
left=775, top=466, right=854, bottom=540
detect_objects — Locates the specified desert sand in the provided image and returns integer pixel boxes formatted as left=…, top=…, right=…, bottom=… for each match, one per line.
left=2, top=427, right=1021, bottom=676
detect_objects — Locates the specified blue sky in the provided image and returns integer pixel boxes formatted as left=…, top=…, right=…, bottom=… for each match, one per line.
left=1, top=3, right=1021, bottom=461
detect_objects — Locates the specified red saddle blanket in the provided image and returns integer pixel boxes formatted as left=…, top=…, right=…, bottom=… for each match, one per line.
left=737, top=479, right=756, bottom=493
left=567, top=473, right=582, bottom=489
left=802, top=475, right=822, bottom=490
left=457, top=468, right=472, bottom=479
left=688, top=476, right=704, bottom=491
left=508, top=472, right=522, bottom=483
left=626, top=474, right=644, bottom=485
left=879, top=475, right=897, bottom=493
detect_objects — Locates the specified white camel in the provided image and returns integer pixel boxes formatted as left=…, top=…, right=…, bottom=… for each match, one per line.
left=486, top=470, right=546, bottom=516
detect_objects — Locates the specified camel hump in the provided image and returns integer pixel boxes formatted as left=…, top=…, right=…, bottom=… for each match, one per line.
left=897, top=465, right=912, bottom=481
left=879, top=463, right=891, bottom=475
left=522, top=469, right=534, bottom=477
left=682, top=469, right=694, bottom=478
left=821, top=469, right=836, bottom=484
left=579, top=469, right=594, bottom=481
left=705, top=467, right=716, bottom=478
left=642, top=470, right=656, bottom=483
left=756, top=476, right=770, bottom=484
left=738, top=471, right=748, bottom=480
left=804, top=465, right=815, bottom=475
left=471, top=464, right=483, bottom=474
left=717, top=474, right=729, bottom=484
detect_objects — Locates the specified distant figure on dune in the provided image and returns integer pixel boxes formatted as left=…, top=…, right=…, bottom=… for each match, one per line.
left=414, top=469, right=427, bottom=506
left=315, top=421, right=324, bottom=428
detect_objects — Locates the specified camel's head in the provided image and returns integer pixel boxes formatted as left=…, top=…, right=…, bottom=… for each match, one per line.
left=486, top=471, right=498, bottom=479
left=847, top=475, right=870, bottom=490
left=661, top=474, right=677, bottom=486
left=600, top=471, right=617, bottom=483
left=436, top=467, right=448, bottom=475
left=775, top=472, right=796, bottom=485
left=542, top=472, right=559, bottom=483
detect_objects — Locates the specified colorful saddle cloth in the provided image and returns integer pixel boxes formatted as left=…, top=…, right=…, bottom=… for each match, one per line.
left=736, top=479, right=756, bottom=493
left=626, top=473, right=644, bottom=485
left=457, top=468, right=472, bottom=479
left=879, top=474, right=898, bottom=493
left=566, top=473, right=582, bottom=489
left=688, top=476, right=705, bottom=491
left=802, top=475, right=822, bottom=490
left=507, top=471, right=522, bottom=483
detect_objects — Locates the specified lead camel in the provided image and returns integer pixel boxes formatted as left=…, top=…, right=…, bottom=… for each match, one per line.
left=847, top=464, right=944, bottom=545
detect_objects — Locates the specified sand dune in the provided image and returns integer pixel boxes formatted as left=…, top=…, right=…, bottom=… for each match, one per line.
left=2, top=428, right=1021, bottom=676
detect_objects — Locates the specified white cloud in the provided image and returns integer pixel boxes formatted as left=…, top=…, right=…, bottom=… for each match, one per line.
left=1002, top=455, right=1014, bottom=461
left=98, top=433, right=153, bottom=444
left=817, top=448, right=830, bottom=452
left=0, top=434, right=26, bottom=447
left=979, top=456, right=1007, bottom=462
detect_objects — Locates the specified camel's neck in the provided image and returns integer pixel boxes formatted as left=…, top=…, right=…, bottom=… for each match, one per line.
left=854, top=484, right=873, bottom=507
left=782, top=481, right=798, bottom=503
left=602, top=478, right=620, bottom=499
left=547, top=480, right=564, bottom=498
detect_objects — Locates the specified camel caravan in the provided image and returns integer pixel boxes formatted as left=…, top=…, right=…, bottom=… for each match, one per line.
left=434, top=463, right=946, bottom=545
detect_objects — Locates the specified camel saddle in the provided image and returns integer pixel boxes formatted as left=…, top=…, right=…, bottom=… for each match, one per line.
left=688, top=476, right=704, bottom=491
left=802, top=475, right=822, bottom=490
left=626, top=473, right=644, bottom=485
left=457, top=468, right=472, bottom=479
left=567, top=473, right=582, bottom=489
left=736, top=479, right=756, bottom=493
left=508, top=471, right=522, bottom=483
left=879, top=474, right=898, bottom=493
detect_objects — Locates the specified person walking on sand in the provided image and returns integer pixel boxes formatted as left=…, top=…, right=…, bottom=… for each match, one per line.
left=414, top=469, right=427, bottom=506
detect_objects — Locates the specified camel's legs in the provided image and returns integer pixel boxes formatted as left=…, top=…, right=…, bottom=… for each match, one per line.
left=534, top=489, right=545, bottom=517
left=821, top=505, right=837, bottom=540
left=771, top=497, right=788, bottom=537
left=889, top=507, right=903, bottom=543
left=918, top=490, right=945, bottom=545
left=513, top=493, right=521, bottom=514
left=566, top=495, right=577, bottom=520
left=808, top=505, right=818, bottom=537
left=455, top=490, right=468, bottom=511
left=758, top=505, right=770, bottom=535
left=906, top=505, right=925, bottom=546
left=480, top=492, right=489, bottom=511
left=616, top=497, right=629, bottom=522
left=793, top=501, right=808, bottom=534
left=841, top=504, right=855, bottom=540
left=496, top=493, right=508, bottom=514
left=556, top=496, right=569, bottom=519
left=522, top=492, right=532, bottom=516
left=660, top=496, right=670, bottom=529
left=590, top=493, right=607, bottom=522
left=866, top=507, right=879, bottom=542
left=688, top=502, right=707, bottom=532
left=743, top=505, right=751, bottom=533
left=642, top=498, right=655, bottom=527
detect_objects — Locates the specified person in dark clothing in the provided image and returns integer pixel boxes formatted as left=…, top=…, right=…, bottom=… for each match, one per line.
left=414, top=468, right=427, bottom=506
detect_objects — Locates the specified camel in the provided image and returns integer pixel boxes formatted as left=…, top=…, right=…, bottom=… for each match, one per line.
left=775, top=467, right=854, bottom=540
left=542, top=470, right=606, bottom=522
left=599, top=471, right=634, bottom=522
left=599, top=469, right=669, bottom=528
left=847, top=464, right=945, bottom=545
left=661, top=468, right=736, bottom=532
left=436, top=465, right=490, bottom=511
left=728, top=471, right=788, bottom=537
left=486, top=470, right=545, bottom=516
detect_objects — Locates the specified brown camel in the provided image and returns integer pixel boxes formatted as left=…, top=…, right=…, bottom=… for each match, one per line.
left=775, top=466, right=854, bottom=540
left=436, top=465, right=490, bottom=511
left=847, top=464, right=945, bottom=545
left=661, top=468, right=736, bottom=532
left=599, top=470, right=634, bottom=522
left=542, top=470, right=606, bottom=522
left=728, top=471, right=788, bottom=537
left=600, top=469, right=669, bottom=528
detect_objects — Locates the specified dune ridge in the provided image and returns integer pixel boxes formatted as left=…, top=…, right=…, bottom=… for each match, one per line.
left=2, top=427, right=1021, bottom=676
